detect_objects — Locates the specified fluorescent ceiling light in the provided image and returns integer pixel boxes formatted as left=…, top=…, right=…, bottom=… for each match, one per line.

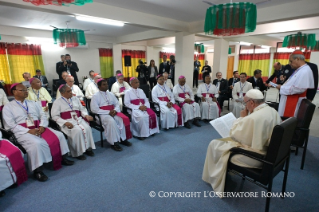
left=207, top=49, right=214, bottom=53
left=261, top=45, right=270, bottom=49
left=76, top=15, right=125, bottom=26
left=240, top=42, right=252, bottom=46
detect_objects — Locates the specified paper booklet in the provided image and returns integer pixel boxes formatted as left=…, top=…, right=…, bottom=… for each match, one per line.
left=269, top=81, right=278, bottom=88
left=209, top=112, right=237, bottom=138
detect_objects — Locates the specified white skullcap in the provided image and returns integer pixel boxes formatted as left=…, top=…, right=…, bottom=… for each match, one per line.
left=246, top=89, right=264, bottom=99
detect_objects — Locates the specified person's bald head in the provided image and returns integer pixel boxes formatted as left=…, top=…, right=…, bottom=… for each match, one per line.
left=62, top=71, right=69, bottom=80
left=65, top=76, right=75, bottom=87
left=22, top=72, right=31, bottom=81
left=94, top=75, right=102, bottom=83
left=130, top=78, right=140, bottom=89
left=273, top=62, right=282, bottom=71
left=13, top=84, right=28, bottom=100
left=289, top=51, right=306, bottom=69
left=31, top=78, right=41, bottom=90
left=163, top=72, right=168, bottom=80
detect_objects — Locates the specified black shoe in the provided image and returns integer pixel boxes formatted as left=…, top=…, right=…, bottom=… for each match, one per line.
left=290, top=146, right=296, bottom=152
left=184, top=122, right=191, bottom=129
left=0, top=190, right=5, bottom=197
left=120, top=140, right=132, bottom=146
left=76, top=155, right=86, bottom=160
left=203, top=119, right=209, bottom=123
left=62, top=158, right=75, bottom=166
left=111, top=143, right=123, bottom=151
left=138, top=137, right=145, bottom=140
left=34, top=171, right=48, bottom=182
left=85, top=149, right=95, bottom=156
left=193, top=120, right=201, bottom=127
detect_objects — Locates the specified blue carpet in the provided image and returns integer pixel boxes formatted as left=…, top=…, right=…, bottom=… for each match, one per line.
left=1, top=122, right=319, bottom=212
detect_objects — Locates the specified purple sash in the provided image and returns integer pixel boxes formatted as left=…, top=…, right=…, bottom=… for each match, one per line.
left=159, top=96, right=183, bottom=126
left=178, top=93, right=194, bottom=107
left=0, top=140, right=28, bottom=185
left=0, top=105, right=3, bottom=111
left=60, top=110, right=90, bottom=125
left=130, top=99, right=157, bottom=129
left=119, top=87, right=125, bottom=93
left=41, top=101, right=47, bottom=107
left=237, top=92, right=246, bottom=97
left=19, top=120, right=62, bottom=170
left=100, top=105, right=132, bottom=139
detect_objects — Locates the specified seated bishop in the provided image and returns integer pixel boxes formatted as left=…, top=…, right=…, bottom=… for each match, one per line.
left=124, top=77, right=159, bottom=140
left=152, top=74, right=183, bottom=129
left=0, top=88, right=9, bottom=128
left=90, top=79, right=132, bottom=151
left=56, top=76, right=84, bottom=102
left=51, top=85, right=96, bottom=160
left=196, top=75, right=220, bottom=122
left=232, top=72, right=253, bottom=118
left=173, top=75, right=201, bottom=129
left=3, top=83, right=74, bottom=182
left=111, top=74, right=131, bottom=111
left=86, top=75, right=102, bottom=99
left=0, top=131, right=28, bottom=197
left=202, top=89, right=281, bottom=194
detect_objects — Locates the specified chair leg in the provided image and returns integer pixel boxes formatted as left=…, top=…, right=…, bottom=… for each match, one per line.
left=282, top=156, right=290, bottom=197
left=295, top=147, right=298, bottom=156
left=100, top=130, right=104, bottom=147
left=301, top=132, right=309, bottom=170
left=265, top=179, right=273, bottom=212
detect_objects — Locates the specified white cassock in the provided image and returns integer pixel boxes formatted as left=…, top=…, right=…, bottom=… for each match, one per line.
left=124, top=88, right=159, bottom=137
left=83, top=78, right=94, bottom=91
left=152, top=84, right=183, bottom=129
left=0, top=89, right=9, bottom=127
left=0, top=132, right=25, bottom=191
left=279, top=64, right=314, bottom=117
left=173, top=84, right=201, bottom=123
left=202, top=103, right=281, bottom=193
left=164, top=79, right=174, bottom=91
left=197, top=83, right=219, bottom=120
left=51, top=97, right=96, bottom=157
left=111, top=81, right=131, bottom=111
left=85, top=82, right=99, bottom=99
left=232, top=81, right=253, bottom=118
left=56, top=84, right=84, bottom=101
left=91, top=91, right=129, bottom=145
left=3, top=100, right=69, bottom=171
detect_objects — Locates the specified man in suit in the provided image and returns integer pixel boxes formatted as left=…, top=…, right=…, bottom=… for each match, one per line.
left=56, top=55, right=65, bottom=79
left=57, top=54, right=80, bottom=85
left=108, top=70, right=122, bottom=91
left=228, top=70, right=240, bottom=98
left=193, top=56, right=201, bottom=88
left=33, top=69, right=50, bottom=92
left=159, top=55, right=170, bottom=75
left=212, top=72, right=228, bottom=111
left=266, top=62, right=293, bottom=85
left=201, top=60, right=212, bottom=80
left=136, top=59, right=149, bottom=85
left=305, top=62, right=318, bottom=101
left=247, top=69, right=267, bottom=93
left=56, top=71, right=69, bottom=89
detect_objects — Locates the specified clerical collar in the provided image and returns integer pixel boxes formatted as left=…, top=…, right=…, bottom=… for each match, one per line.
left=15, top=99, right=25, bottom=104
left=253, top=103, right=267, bottom=112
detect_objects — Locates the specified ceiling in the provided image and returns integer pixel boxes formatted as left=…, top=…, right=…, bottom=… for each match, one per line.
left=94, top=0, right=303, bottom=22
left=0, top=5, right=152, bottom=37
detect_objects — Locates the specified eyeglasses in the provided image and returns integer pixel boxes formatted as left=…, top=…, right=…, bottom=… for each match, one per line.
left=243, top=99, right=252, bottom=106
left=17, top=89, right=28, bottom=92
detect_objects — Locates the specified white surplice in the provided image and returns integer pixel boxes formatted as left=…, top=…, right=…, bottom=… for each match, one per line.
left=85, top=82, right=99, bottom=99
left=173, top=84, right=200, bottom=123
left=202, top=103, right=281, bottom=193
left=0, top=89, right=9, bottom=128
left=83, top=78, right=94, bottom=91
left=56, top=84, right=84, bottom=101
left=91, top=91, right=127, bottom=145
left=3, top=100, right=69, bottom=171
left=196, top=83, right=219, bottom=120
left=164, top=79, right=174, bottom=90
left=124, top=88, right=159, bottom=137
left=152, top=83, right=183, bottom=129
left=232, top=81, right=253, bottom=118
left=111, top=81, right=131, bottom=111
left=279, top=64, right=314, bottom=116
left=51, top=97, right=96, bottom=157
left=0, top=132, right=23, bottom=191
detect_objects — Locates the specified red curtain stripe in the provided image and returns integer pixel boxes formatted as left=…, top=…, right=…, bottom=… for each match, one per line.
left=239, top=53, right=270, bottom=60
left=122, top=50, right=146, bottom=59
left=6, top=43, right=43, bottom=55
left=99, top=48, right=113, bottom=57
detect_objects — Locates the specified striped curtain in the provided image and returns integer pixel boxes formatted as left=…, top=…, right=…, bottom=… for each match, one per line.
left=159, top=52, right=175, bottom=63
left=122, top=50, right=146, bottom=78
left=273, top=51, right=311, bottom=67
left=0, top=43, right=11, bottom=83
left=7, top=43, right=45, bottom=83
left=195, top=53, right=205, bottom=80
left=99, top=48, right=113, bottom=78
left=238, top=53, right=270, bottom=77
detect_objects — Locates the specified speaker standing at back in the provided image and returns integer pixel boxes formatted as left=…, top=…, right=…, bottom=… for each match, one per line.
left=124, top=56, right=131, bottom=67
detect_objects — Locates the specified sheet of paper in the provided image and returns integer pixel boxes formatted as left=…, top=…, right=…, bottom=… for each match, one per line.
left=209, top=113, right=237, bottom=138
left=269, top=82, right=278, bottom=88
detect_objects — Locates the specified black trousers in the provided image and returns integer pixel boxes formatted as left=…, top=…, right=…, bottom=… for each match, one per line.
left=217, top=95, right=229, bottom=111
left=193, top=70, right=199, bottom=88
left=138, top=77, right=147, bottom=85
left=149, top=77, right=157, bottom=89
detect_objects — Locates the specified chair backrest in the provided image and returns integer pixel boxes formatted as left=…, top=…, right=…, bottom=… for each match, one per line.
left=48, top=102, right=53, bottom=118
left=86, top=98, right=92, bottom=112
left=139, top=84, right=151, bottom=100
left=292, top=99, right=315, bottom=146
left=265, top=117, right=297, bottom=167
left=0, top=110, right=5, bottom=128
left=52, top=79, right=60, bottom=91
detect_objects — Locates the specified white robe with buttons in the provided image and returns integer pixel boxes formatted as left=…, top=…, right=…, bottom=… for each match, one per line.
left=232, top=81, right=253, bottom=118
left=3, top=100, right=69, bottom=171
left=51, top=97, right=96, bottom=157
left=56, top=84, right=84, bottom=101
left=85, top=83, right=99, bottom=99
left=197, top=83, right=219, bottom=120
left=111, top=81, right=131, bottom=111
